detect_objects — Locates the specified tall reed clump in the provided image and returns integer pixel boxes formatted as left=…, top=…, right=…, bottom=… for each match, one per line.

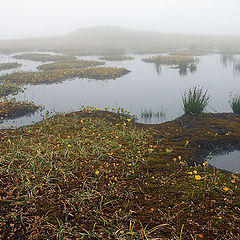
left=182, top=86, right=210, bottom=115
left=229, top=93, right=240, bottom=113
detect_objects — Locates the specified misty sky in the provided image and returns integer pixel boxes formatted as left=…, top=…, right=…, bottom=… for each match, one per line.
left=1, top=0, right=240, bottom=39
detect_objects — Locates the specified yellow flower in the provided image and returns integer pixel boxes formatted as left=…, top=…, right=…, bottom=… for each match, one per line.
left=223, top=187, right=229, bottom=192
left=178, top=156, right=181, bottom=160
left=188, top=172, right=193, bottom=175
left=193, top=170, right=198, bottom=174
left=95, top=170, right=100, bottom=175
left=195, top=175, right=202, bottom=180
left=127, top=118, right=132, bottom=122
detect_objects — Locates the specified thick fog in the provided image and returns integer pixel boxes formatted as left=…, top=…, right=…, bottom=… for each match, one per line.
left=1, top=0, right=240, bottom=39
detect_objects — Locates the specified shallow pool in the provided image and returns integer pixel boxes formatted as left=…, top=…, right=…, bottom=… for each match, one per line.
left=1, top=52, right=240, bottom=128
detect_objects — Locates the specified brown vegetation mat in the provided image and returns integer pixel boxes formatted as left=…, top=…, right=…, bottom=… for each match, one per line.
left=0, top=110, right=239, bottom=239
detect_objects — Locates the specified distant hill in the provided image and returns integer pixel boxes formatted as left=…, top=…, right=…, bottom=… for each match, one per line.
left=1, top=26, right=240, bottom=54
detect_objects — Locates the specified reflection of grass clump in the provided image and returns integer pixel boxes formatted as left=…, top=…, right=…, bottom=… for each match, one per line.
left=99, top=55, right=134, bottom=61
left=182, top=86, right=210, bottom=115
left=37, top=60, right=105, bottom=70
left=229, top=93, right=240, bottom=114
left=0, top=84, right=23, bottom=97
left=0, top=62, right=22, bottom=71
left=219, top=49, right=240, bottom=55
left=12, top=53, right=77, bottom=62
left=141, top=109, right=166, bottom=121
left=0, top=67, right=130, bottom=84
left=0, top=98, right=39, bottom=119
left=142, top=55, right=198, bottom=66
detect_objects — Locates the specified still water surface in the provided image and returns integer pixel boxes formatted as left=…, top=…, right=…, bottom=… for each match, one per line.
left=207, top=150, right=240, bottom=174
left=0, top=52, right=240, bottom=129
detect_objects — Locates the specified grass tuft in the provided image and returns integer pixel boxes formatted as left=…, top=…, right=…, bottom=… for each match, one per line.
left=229, top=93, right=240, bottom=113
left=182, top=86, right=210, bottom=115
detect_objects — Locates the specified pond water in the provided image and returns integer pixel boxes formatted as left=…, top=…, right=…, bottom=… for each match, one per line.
left=207, top=150, right=240, bottom=174
left=0, top=52, right=240, bottom=129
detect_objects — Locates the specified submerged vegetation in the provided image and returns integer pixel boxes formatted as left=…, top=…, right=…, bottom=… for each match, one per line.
left=37, top=60, right=106, bottom=70
left=12, top=53, right=77, bottom=62
left=182, top=86, right=210, bottom=115
left=0, top=67, right=130, bottom=84
left=0, top=84, right=23, bottom=97
left=0, top=62, right=22, bottom=71
left=0, top=98, right=39, bottom=119
left=0, top=109, right=240, bottom=239
left=229, top=93, right=240, bottom=113
left=99, top=55, right=134, bottom=61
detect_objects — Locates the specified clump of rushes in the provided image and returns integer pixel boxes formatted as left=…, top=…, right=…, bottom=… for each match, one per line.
left=0, top=67, right=130, bottom=84
left=229, top=93, right=240, bottom=113
left=0, top=98, right=39, bottom=119
left=0, top=62, right=22, bottom=71
left=99, top=55, right=134, bottom=61
left=0, top=84, right=23, bottom=97
left=12, top=53, right=77, bottom=62
left=142, top=55, right=198, bottom=66
left=182, top=86, right=210, bottom=115
left=37, top=60, right=106, bottom=70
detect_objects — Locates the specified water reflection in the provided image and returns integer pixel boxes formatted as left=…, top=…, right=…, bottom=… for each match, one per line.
left=189, top=63, right=197, bottom=73
left=233, top=61, right=240, bottom=77
left=179, top=64, right=188, bottom=76
left=207, top=150, right=240, bottom=174
left=154, top=62, right=162, bottom=75
left=140, top=109, right=167, bottom=122
left=220, top=54, right=235, bottom=67
left=153, top=62, right=198, bottom=77
left=1, top=53, right=240, bottom=128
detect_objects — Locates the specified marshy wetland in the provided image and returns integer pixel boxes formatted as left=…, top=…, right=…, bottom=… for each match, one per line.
left=0, top=49, right=240, bottom=239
